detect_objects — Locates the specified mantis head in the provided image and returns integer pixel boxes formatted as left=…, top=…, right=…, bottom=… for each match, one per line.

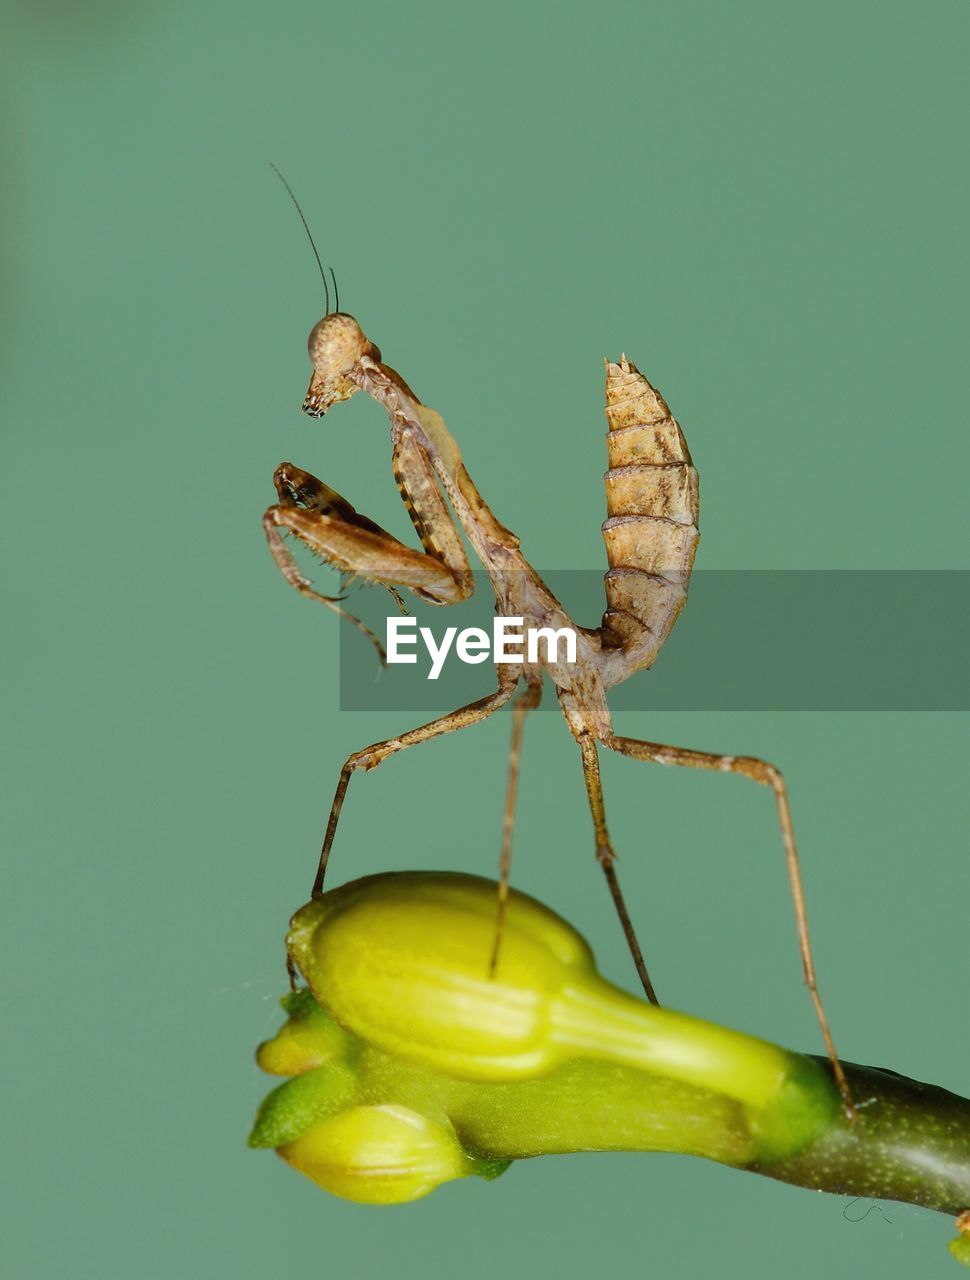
left=303, top=312, right=381, bottom=417
left=267, top=167, right=379, bottom=417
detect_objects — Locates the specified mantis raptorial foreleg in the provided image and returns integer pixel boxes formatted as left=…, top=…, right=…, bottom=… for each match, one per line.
left=264, top=463, right=469, bottom=607
left=262, top=463, right=403, bottom=659
left=604, top=731, right=855, bottom=1118
left=388, top=433, right=474, bottom=603
left=263, top=442, right=476, bottom=659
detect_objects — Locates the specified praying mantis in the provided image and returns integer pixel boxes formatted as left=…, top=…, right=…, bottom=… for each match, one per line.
left=262, top=189, right=856, bottom=1122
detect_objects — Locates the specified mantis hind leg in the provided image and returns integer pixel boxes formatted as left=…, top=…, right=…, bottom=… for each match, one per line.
left=577, top=735, right=660, bottom=1005
left=604, top=731, right=856, bottom=1120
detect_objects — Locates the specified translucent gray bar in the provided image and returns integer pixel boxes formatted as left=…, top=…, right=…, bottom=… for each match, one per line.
left=337, top=571, right=970, bottom=712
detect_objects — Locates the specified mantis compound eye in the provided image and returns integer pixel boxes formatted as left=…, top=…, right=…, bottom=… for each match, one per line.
left=303, top=313, right=376, bottom=417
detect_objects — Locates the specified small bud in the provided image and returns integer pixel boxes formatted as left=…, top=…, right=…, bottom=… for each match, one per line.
left=248, top=1064, right=358, bottom=1151
left=277, top=1105, right=474, bottom=1205
left=256, top=990, right=349, bottom=1077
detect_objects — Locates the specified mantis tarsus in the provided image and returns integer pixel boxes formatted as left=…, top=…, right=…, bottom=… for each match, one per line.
left=262, top=266, right=856, bottom=1123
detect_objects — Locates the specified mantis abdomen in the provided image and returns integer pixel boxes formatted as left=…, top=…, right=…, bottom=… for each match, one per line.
left=600, top=357, right=700, bottom=669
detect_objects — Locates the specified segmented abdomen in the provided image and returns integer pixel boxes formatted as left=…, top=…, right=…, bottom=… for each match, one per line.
left=600, top=356, right=700, bottom=669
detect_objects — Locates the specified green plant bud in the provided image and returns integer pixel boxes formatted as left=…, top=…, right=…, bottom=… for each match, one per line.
left=288, top=871, right=599, bottom=1081
left=248, top=1063, right=359, bottom=1150
left=286, top=871, right=834, bottom=1154
left=256, top=990, right=350, bottom=1077
left=277, top=1104, right=476, bottom=1204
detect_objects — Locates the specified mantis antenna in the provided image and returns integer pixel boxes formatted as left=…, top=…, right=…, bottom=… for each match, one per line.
left=328, top=267, right=339, bottom=315
left=270, top=162, right=331, bottom=315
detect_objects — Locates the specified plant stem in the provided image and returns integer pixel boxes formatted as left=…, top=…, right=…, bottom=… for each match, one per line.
left=753, top=1058, right=970, bottom=1215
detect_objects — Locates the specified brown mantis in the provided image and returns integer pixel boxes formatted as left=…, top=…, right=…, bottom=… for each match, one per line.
left=262, top=204, right=856, bottom=1121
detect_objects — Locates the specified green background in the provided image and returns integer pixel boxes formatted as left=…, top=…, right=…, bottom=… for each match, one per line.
left=3, top=1, right=967, bottom=1276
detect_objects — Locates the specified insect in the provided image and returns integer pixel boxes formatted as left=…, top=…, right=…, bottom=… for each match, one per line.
left=263, top=176, right=856, bottom=1120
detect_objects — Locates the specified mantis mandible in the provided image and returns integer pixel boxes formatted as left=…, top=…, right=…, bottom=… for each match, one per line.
left=262, top=190, right=856, bottom=1121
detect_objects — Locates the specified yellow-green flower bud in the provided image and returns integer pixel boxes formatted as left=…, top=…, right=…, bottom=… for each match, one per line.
left=256, top=990, right=350, bottom=1077
left=287, top=871, right=830, bottom=1151
left=288, top=871, right=598, bottom=1082
left=248, top=1063, right=359, bottom=1151
left=277, top=1105, right=475, bottom=1205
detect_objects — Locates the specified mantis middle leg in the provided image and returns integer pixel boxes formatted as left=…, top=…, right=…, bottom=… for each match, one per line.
left=489, top=681, right=543, bottom=973
left=314, top=671, right=519, bottom=896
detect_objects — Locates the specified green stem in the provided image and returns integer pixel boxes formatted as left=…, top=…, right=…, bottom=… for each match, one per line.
left=753, top=1058, right=970, bottom=1215
left=485, top=1058, right=970, bottom=1219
